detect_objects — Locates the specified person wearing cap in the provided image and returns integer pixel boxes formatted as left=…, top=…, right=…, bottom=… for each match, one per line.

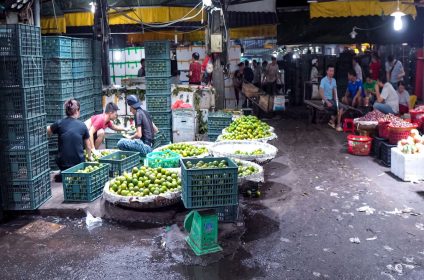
left=188, top=52, right=202, bottom=85
left=85, top=102, right=126, bottom=150
left=117, top=95, right=158, bottom=156
left=47, top=99, right=92, bottom=182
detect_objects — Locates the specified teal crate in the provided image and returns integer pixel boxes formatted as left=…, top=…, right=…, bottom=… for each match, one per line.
left=105, top=133, right=124, bottom=149
left=180, top=157, right=238, bottom=209
left=42, top=36, right=72, bottom=59
left=1, top=142, right=49, bottom=181
left=146, top=95, right=171, bottom=112
left=79, top=95, right=94, bottom=113
left=213, top=205, right=239, bottom=223
left=73, top=77, right=94, bottom=96
left=145, top=77, right=171, bottom=95
left=43, top=58, right=72, bottom=80
left=0, top=115, right=47, bottom=150
left=72, top=59, right=94, bottom=79
left=208, top=112, right=233, bottom=127
left=145, top=59, right=171, bottom=78
left=158, top=129, right=172, bottom=144
left=79, top=112, right=93, bottom=122
left=0, top=86, right=45, bottom=120
left=49, top=151, right=59, bottom=170
left=149, top=111, right=172, bottom=128
left=71, top=38, right=92, bottom=59
left=45, top=99, right=67, bottom=121
left=207, top=133, right=220, bottom=142
left=0, top=24, right=42, bottom=57
left=1, top=169, right=51, bottom=211
left=99, top=151, right=140, bottom=177
left=144, top=40, right=170, bottom=60
left=61, top=162, right=110, bottom=202
left=0, top=56, right=43, bottom=88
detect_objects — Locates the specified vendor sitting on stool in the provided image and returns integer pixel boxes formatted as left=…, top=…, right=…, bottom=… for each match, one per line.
left=117, top=95, right=159, bottom=156
left=373, top=76, right=399, bottom=114
left=342, top=70, right=364, bottom=108
left=397, top=81, right=410, bottom=115
left=85, top=102, right=127, bottom=150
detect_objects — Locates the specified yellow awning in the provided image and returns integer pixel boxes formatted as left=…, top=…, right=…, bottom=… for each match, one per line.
left=310, top=0, right=417, bottom=18
left=229, top=24, right=277, bottom=39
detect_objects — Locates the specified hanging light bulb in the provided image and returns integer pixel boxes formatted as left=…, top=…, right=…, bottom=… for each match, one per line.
left=89, top=2, right=96, bottom=14
left=391, top=0, right=405, bottom=31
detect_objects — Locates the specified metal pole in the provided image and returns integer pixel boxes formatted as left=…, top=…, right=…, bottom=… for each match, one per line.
left=34, top=0, right=40, bottom=27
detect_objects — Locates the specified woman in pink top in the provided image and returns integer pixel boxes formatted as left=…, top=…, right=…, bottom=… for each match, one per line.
left=84, top=102, right=127, bottom=150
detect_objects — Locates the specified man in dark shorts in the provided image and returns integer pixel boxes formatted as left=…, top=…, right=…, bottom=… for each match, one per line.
left=319, top=65, right=346, bottom=132
left=117, top=95, right=159, bottom=156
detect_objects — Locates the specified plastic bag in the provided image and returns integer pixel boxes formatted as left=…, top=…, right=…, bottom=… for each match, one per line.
left=86, top=211, right=102, bottom=230
left=171, top=100, right=193, bottom=109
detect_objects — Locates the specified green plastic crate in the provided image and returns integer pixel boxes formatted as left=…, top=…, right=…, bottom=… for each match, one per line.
left=105, top=133, right=124, bottom=149
left=99, top=151, right=140, bottom=177
left=180, top=157, right=238, bottom=209
left=145, top=59, right=171, bottom=78
left=0, top=86, right=45, bottom=120
left=146, top=95, right=171, bottom=112
left=61, top=162, right=110, bottom=202
left=42, top=36, right=72, bottom=59
left=43, top=59, right=72, bottom=80
left=208, top=112, right=232, bottom=129
left=1, top=142, right=49, bottom=181
left=1, top=169, right=51, bottom=211
left=144, top=41, right=170, bottom=60
left=0, top=24, right=42, bottom=57
left=207, top=133, right=220, bottom=142
left=0, top=56, right=44, bottom=88
left=149, top=111, right=172, bottom=128
left=146, top=150, right=181, bottom=168
left=145, top=77, right=171, bottom=95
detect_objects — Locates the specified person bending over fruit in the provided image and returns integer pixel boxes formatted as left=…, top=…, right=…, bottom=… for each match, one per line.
left=85, top=102, right=127, bottom=151
left=47, top=99, right=92, bottom=182
left=117, top=95, right=159, bottom=156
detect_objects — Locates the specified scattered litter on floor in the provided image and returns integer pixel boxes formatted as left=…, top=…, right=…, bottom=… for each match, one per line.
left=86, top=212, right=102, bottom=231
left=331, top=209, right=339, bottom=213
left=356, top=205, right=376, bottom=215
left=378, top=173, right=385, bottom=177
left=349, top=237, right=360, bottom=244
left=366, top=236, right=377, bottom=241
left=342, top=212, right=355, bottom=216
left=352, top=195, right=360, bottom=200
left=315, top=186, right=324, bottom=191
left=384, top=245, right=394, bottom=252
left=386, top=264, right=403, bottom=274
left=313, top=272, right=321, bottom=277
left=415, top=223, right=424, bottom=231
left=323, top=248, right=330, bottom=252
left=403, top=264, right=415, bottom=270
left=404, top=257, right=414, bottom=263
left=385, top=207, right=421, bottom=217
left=336, top=215, right=343, bottom=221
left=280, top=238, right=291, bottom=243
left=16, top=220, right=65, bottom=239
left=330, top=192, right=339, bottom=198
left=381, top=272, right=396, bottom=280
left=348, top=225, right=354, bottom=229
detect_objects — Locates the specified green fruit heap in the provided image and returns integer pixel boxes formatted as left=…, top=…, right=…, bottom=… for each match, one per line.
left=85, top=150, right=114, bottom=162
left=222, top=115, right=271, bottom=140
left=166, top=143, right=208, bottom=157
left=235, top=160, right=259, bottom=177
left=234, top=149, right=265, bottom=156
left=76, top=164, right=103, bottom=173
left=185, top=159, right=228, bottom=169
left=109, top=166, right=181, bottom=197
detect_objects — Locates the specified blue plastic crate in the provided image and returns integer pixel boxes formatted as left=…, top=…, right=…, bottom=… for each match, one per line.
left=44, top=79, right=74, bottom=100
left=146, top=95, right=171, bottom=112
left=1, top=141, right=49, bottom=181
left=0, top=56, right=43, bottom=88
left=149, top=111, right=172, bottom=129
left=0, top=24, right=42, bottom=57
left=1, top=169, right=51, bottom=211
left=144, top=41, right=170, bottom=60
left=43, top=58, right=72, bottom=80
left=0, top=86, right=45, bottom=120
left=62, top=162, right=110, bottom=202
left=145, top=59, right=171, bottom=78
left=0, top=115, right=48, bottom=150
left=145, top=77, right=172, bottom=95
left=180, top=157, right=238, bottom=209
left=42, top=36, right=72, bottom=59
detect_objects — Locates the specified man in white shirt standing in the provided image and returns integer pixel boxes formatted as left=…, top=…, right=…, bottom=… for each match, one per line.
left=352, top=58, right=363, bottom=81
left=373, top=76, right=399, bottom=114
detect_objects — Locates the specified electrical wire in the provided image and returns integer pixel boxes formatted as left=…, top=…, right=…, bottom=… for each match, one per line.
left=141, top=25, right=206, bottom=35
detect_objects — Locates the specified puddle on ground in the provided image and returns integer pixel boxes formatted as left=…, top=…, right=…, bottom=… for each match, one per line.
left=242, top=212, right=280, bottom=243
left=16, top=220, right=65, bottom=239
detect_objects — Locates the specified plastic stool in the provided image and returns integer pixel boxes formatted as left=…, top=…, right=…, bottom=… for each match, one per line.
left=343, top=118, right=355, bottom=133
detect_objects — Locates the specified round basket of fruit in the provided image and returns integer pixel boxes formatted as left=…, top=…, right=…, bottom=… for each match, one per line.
left=210, top=140, right=277, bottom=163
left=234, top=159, right=264, bottom=184
left=217, top=115, right=277, bottom=142
left=222, top=125, right=275, bottom=135
left=103, top=166, right=182, bottom=209
left=153, top=142, right=211, bottom=158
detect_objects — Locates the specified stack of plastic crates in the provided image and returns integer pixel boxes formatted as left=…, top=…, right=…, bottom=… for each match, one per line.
left=144, top=40, right=172, bottom=143
left=0, top=24, right=51, bottom=210
left=42, top=36, right=73, bottom=170
left=92, top=40, right=103, bottom=114
left=72, top=38, right=94, bottom=122
left=207, top=112, right=233, bottom=141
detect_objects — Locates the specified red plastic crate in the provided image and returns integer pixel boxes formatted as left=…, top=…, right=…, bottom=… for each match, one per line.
left=347, top=134, right=372, bottom=156
left=378, top=121, right=391, bottom=139
left=388, top=125, right=418, bottom=145
left=410, top=109, right=424, bottom=125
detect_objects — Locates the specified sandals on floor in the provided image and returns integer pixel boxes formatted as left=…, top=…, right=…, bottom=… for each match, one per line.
left=328, top=121, right=336, bottom=129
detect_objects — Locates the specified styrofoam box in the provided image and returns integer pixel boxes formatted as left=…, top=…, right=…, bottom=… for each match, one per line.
left=172, top=109, right=197, bottom=143
left=176, top=47, right=191, bottom=61
left=197, top=88, right=215, bottom=109
left=109, top=49, right=126, bottom=63
left=125, top=47, right=145, bottom=62
left=391, top=148, right=424, bottom=182
left=171, top=89, right=194, bottom=108
left=125, top=61, right=140, bottom=76
left=110, top=63, right=126, bottom=76
left=191, top=46, right=206, bottom=60
left=179, top=70, right=189, bottom=82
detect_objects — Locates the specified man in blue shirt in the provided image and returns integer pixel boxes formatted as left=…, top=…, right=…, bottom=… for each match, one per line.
left=343, top=70, right=365, bottom=108
left=320, top=64, right=345, bottom=132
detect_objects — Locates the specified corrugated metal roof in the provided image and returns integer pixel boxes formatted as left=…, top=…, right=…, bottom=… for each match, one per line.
left=227, top=12, right=278, bottom=28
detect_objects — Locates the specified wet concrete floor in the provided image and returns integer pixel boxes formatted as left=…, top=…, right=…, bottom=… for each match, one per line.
left=1, top=115, right=424, bottom=280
